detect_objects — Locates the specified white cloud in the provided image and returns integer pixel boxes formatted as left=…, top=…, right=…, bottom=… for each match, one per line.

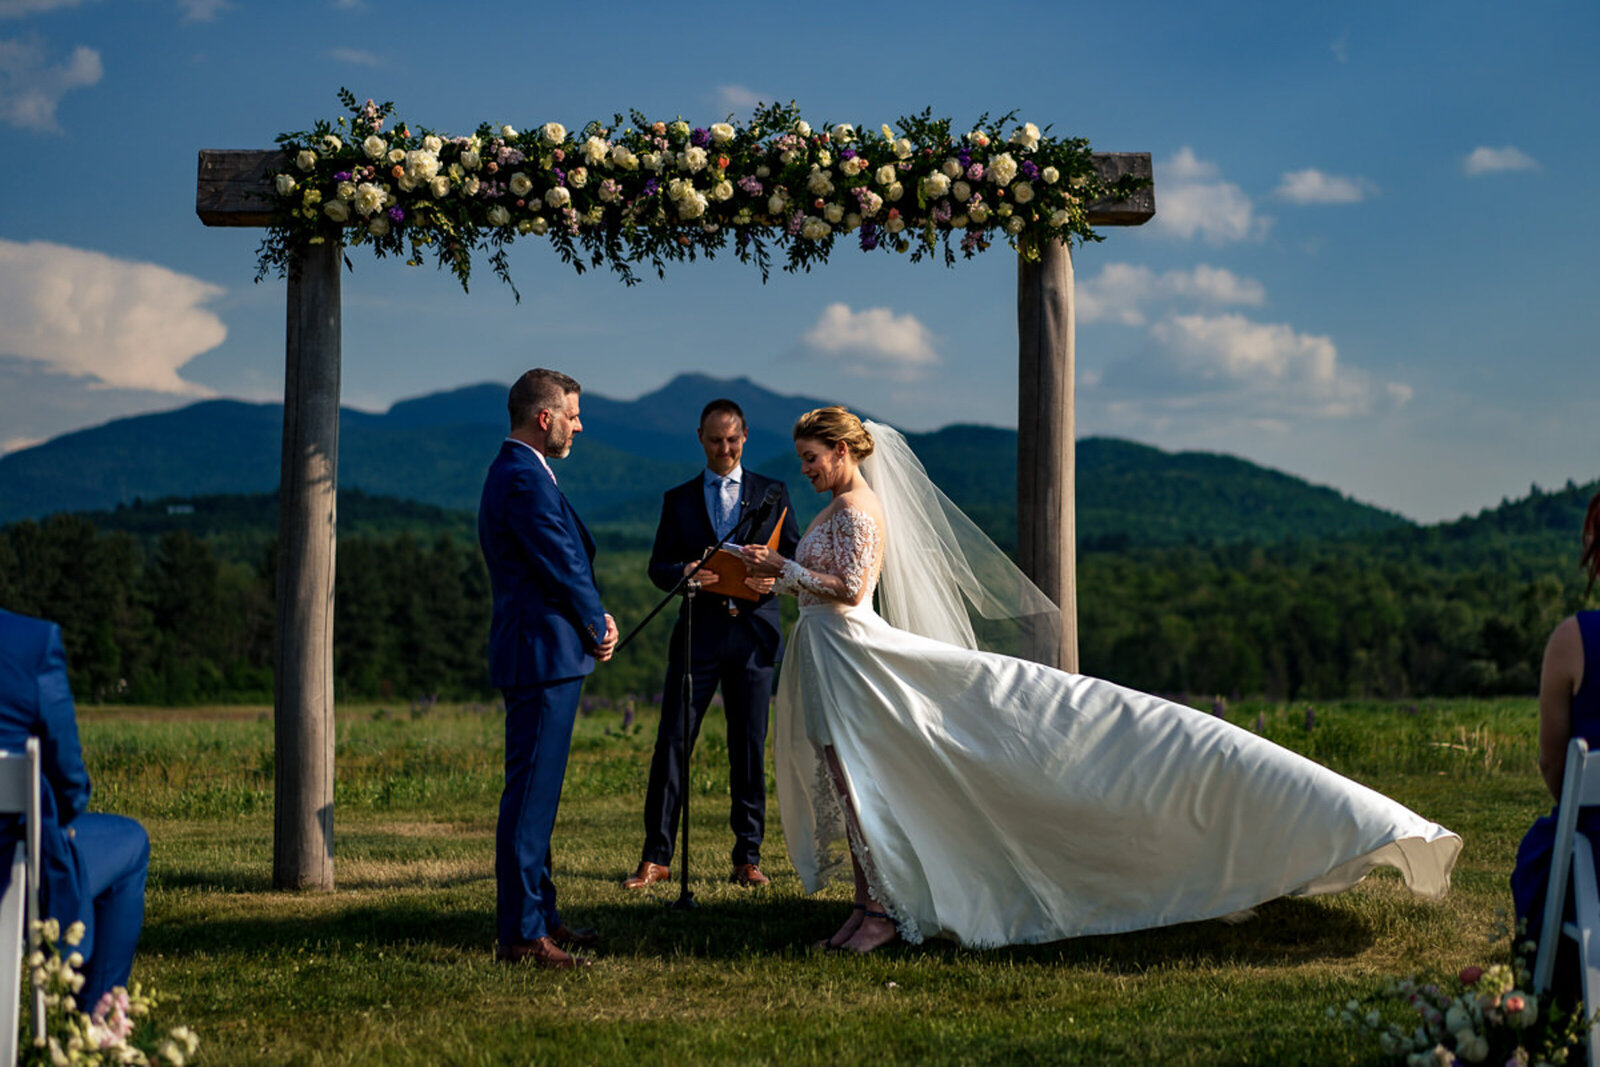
left=0, top=0, right=88, bottom=16
left=1093, top=313, right=1409, bottom=422
left=326, top=46, right=381, bottom=66
left=1078, top=263, right=1265, bottom=326
left=802, top=303, right=939, bottom=381
left=714, top=84, right=764, bottom=112
left=176, top=0, right=226, bottom=20
left=1275, top=168, right=1376, bottom=204
left=0, top=239, right=226, bottom=395
left=1150, top=147, right=1269, bottom=244
left=1463, top=145, right=1539, bottom=176
left=0, top=36, right=100, bottom=131
left=1330, top=29, right=1350, bottom=64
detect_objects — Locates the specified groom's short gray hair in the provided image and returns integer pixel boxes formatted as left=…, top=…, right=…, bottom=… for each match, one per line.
left=509, top=368, right=581, bottom=429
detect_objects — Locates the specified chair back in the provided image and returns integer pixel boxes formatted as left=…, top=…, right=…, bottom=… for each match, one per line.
left=0, top=739, right=43, bottom=1067
left=1534, top=737, right=1600, bottom=993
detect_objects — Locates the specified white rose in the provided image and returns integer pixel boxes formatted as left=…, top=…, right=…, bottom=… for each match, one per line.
left=844, top=212, right=862, bottom=230
left=807, top=168, right=834, bottom=195
left=322, top=134, right=343, bottom=153
left=396, top=174, right=418, bottom=193
left=462, top=175, right=481, bottom=197
left=1453, top=1031, right=1488, bottom=1063
left=710, top=122, right=735, bottom=144
left=677, top=190, right=708, bottom=219
left=794, top=120, right=811, bottom=137
left=922, top=172, right=950, bottom=198
left=1004, top=216, right=1025, bottom=235
left=422, top=134, right=443, bottom=153
left=779, top=149, right=799, bottom=166
left=583, top=137, right=608, bottom=165
left=387, top=148, right=405, bottom=166
left=611, top=145, right=638, bottom=170
left=885, top=216, right=906, bottom=234
left=545, top=186, right=571, bottom=208
left=1041, top=165, right=1060, bottom=184
left=989, top=152, right=1018, bottom=186
left=875, top=164, right=898, bottom=186
left=951, top=213, right=969, bottom=228
left=1012, top=181, right=1035, bottom=204
left=755, top=164, right=771, bottom=178
left=336, top=180, right=357, bottom=200
left=833, top=123, right=855, bottom=142
left=967, top=129, right=991, bottom=147
left=461, top=148, right=481, bottom=171
left=941, top=158, right=962, bottom=179
left=541, top=122, right=566, bottom=144
left=1010, top=122, right=1041, bottom=151
left=817, top=150, right=832, bottom=167
left=295, top=149, right=317, bottom=172
left=529, top=216, right=549, bottom=235
left=405, top=150, right=440, bottom=180
left=323, top=199, right=350, bottom=223
left=666, top=177, right=692, bottom=201
left=501, top=125, right=518, bottom=138
left=800, top=216, right=829, bottom=240
left=892, top=138, right=912, bottom=159
left=275, top=173, right=297, bottom=195
left=712, top=180, right=734, bottom=201
left=509, top=172, right=534, bottom=197
left=823, top=203, right=843, bottom=223
left=368, top=216, right=391, bottom=237
left=669, top=119, right=690, bottom=139
left=767, top=193, right=787, bottom=215
left=886, top=181, right=904, bottom=201
left=355, top=182, right=385, bottom=215
left=952, top=180, right=971, bottom=202
left=642, top=152, right=664, bottom=171
left=429, top=175, right=450, bottom=198
left=487, top=204, right=511, bottom=227
left=970, top=203, right=991, bottom=223
left=362, top=135, right=387, bottom=160
left=681, top=146, right=709, bottom=172
left=568, top=166, right=587, bottom=188
left=1049, top=208, right=1069, bottom=228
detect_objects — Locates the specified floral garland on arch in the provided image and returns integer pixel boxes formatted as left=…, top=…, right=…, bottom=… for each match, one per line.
left=253, top=89, right=1149, bottom=297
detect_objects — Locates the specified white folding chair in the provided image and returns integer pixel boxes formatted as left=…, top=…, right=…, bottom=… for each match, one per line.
left=0, top=738, right=44, bottom=1067
left=1533, top=736, right=1600, bottom=1064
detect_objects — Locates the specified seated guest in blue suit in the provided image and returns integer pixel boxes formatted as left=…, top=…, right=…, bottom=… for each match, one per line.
left=479, top=368, right=618, bottom=969
left=0, top=608, right=149, bottom=1005
left=623, top=398, right=799, bottom=890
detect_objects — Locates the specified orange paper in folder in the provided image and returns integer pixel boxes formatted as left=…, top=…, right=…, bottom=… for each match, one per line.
left=697, top=508, right=787, bottom=602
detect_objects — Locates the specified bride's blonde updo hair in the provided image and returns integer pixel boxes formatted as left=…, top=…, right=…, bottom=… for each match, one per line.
left=793, top=406, right=875, bottom=461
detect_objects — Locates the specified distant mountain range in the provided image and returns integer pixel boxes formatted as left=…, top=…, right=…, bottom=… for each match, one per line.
left=0, top=372, right=1420, bottom=549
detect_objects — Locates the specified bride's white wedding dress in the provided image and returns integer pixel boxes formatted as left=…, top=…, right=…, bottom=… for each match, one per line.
left=771, top=425, right=1461, bottom=949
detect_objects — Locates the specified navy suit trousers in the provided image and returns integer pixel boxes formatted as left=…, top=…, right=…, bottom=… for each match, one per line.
left=497, top=679, right=583, bottom=944
left=642, top=615, right=772, bottom=867
left=69, top=813, right=149, bottom=1005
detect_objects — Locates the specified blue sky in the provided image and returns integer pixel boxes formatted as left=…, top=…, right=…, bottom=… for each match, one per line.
left=0, top=0, right=1593, bottom=522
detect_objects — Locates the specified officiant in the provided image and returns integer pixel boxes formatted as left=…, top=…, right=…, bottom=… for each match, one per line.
left=623, top=399, right=800, bottom=890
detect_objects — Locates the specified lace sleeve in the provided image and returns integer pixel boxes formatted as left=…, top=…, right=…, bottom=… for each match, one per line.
left=773, top=506, right=882, bottom=605
left=774, top=559, right=827, bottom=598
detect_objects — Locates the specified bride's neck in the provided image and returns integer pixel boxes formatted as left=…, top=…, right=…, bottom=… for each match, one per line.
left=831, top=469, right=865, bottom=498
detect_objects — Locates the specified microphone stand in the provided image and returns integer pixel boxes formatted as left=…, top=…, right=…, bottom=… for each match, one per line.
left=613, top=494, right=777, bottom=912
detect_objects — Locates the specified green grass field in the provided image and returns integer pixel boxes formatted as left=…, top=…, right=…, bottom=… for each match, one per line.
left=78, top=696, right=1547, bottom=1065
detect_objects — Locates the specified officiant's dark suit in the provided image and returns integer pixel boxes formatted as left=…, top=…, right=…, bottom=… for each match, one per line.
left=479, top=368, right=616, bottom=969
left=625, top=400, right=799, bottom=889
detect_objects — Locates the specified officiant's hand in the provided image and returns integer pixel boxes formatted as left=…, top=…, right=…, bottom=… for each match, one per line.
left=683, top=561, right=720, bottom=587
left=740, top=544, right=785, bottom=578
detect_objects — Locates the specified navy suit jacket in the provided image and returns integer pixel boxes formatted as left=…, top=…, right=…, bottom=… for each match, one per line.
left=0, top=609, right=90, bottom=926
left=478, top=440, right=608, bottom=688
left=647, top=469, right=800, bottom=659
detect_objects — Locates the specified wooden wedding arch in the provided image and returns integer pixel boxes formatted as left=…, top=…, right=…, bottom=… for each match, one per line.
left=196, top=111, right=1154, bottom=890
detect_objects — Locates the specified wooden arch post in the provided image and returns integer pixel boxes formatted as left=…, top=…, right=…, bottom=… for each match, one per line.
left=196, top=146, right=1152, bottom=886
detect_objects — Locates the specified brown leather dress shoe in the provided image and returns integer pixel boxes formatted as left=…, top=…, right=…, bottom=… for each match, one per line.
left=495, top=936, right=591, bottom=969
left=730, top=863, right=770, bottom=887
left=622, top=861, right=670, bottom=889
left=551, top=924, right=600, bottom=949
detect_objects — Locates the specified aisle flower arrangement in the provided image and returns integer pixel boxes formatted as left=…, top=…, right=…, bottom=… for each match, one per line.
left=254, top=89, right=1149, bottom=296
left=23, top=919, right=199, bottom=1066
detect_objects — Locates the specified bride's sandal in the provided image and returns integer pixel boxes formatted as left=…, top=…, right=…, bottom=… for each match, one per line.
left=812, top=903, right=867, bottom=951
left=842, top=909, right=899, bottom=955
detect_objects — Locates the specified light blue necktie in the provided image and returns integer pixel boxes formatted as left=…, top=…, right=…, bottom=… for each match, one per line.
left=714, top=477, right=738, bottom=539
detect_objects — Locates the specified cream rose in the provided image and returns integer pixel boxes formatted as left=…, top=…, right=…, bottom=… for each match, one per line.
left=845, top=212, right=862, bottom=230
left=677, top=190, right=708, bottom=219
left=875, top=164, right=898, bottom=186
left=970, top=203, right=991, bottom=224
left=386, top=148, right=404, bottom=165
left=529, top=216, right=549, bottom=235
left=1004, top=216, right=1025, bottom=235
left=275, top=174, right=297, bottom=196
left=405, top=150, right=440, bottom=181
left=712, top=180, right=734, bottom=201
left=885, top=216, right=906, bottom=234
left=794, top=120, right=812, bottom=138
left=509, top=172, right=534, bottom=197
left=541, top=122, right=566, bottom=145
left=368, top=216, right=391, bottom=237
left=583, top=137, right=608, bottom=165
left=886, top=181, right=904, bottom=201
left=833, top=123, right=855, bottom=142
left=610, top=145, right=638, bottom=170
left=710, top=122, right=735, bottom=144
left=1012, top=181, right=1035, bottom=204
left=461, top=148, right=482, bottom=171
left=323, top=134, right=343, bottom=153
left=807, top=168, right=834, bottom=195
left=921, top=172, right=951, bottom=198
left=396, top=174, right=418, bottom=193
left=988, top=152, right=1018, bottom=186
left=892, top=138, right=913, bottom=159
left=669, top=119, right=691, bottom=140
left=681, top=146, right=709, bottom=172
left=1041, top=165, right=1060, bottom=185
left=422, top=134, right=443, bottom=153
left=1049, top=208, right=1069, bottom=228
left=501, top=125, right=518, bottom=138
left=952, top=180, right=971, bottom=202
left=462, top=176, right=481, bottom=197
left=429, top=175, right=450, bottom=198
left=767, top=193, right=787, bottom=215
left=323, top=199, right=350, bottom=223
left=568, top=167, right=587, bottom=189
left=336, top=180, right=357, bottom=201
left=295, top=149, right=317, bottom=172
left=1010, top=122, right=1040, bottom=151
left=800, top=216, right=830, bottom=240
left=355, top=182, right=385, bottom=215
left=823, top=203, right=844, bottom=223
left=951, top=214, right=969, bottom=229
left=362, top=135, right=387, bottom=160
left=545, top=186, right=571, bottom=208
left=941, top=158, right=962, bottom=179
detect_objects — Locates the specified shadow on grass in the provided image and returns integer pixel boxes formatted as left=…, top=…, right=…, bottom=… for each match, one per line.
left=142, top=885, right=1377, bottom=971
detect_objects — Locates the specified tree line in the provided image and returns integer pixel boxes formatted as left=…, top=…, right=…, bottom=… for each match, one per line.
left=0, top=509, right=1588, bottom=707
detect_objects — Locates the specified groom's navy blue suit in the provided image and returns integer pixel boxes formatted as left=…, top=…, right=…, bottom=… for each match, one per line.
left=479, top=439, right=608, bottom=946
left=640, top=469, right=799, bottom=869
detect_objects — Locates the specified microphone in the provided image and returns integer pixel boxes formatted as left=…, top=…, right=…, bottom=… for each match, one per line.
left=726, top=485, right=783, bottom=545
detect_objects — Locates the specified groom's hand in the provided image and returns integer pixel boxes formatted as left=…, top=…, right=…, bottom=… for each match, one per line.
left=595, top=613, right=619, bottom=662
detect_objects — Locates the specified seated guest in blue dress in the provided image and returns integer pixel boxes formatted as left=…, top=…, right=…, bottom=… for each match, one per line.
left=1511, top=490, right=1600, bottom=945
left=0, top=608, right=149, bottom=1005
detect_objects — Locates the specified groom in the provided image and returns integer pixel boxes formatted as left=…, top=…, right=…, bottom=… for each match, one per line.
left=479, top=368, right=618, bottom=969
left=623, top=398, right=799, bottom=890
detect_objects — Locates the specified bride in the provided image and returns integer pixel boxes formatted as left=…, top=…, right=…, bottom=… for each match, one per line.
left=740, top=406, right=1461, bottom=955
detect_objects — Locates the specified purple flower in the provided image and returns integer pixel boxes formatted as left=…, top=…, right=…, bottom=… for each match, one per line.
left=642, top=178, right=660, bottom=197
left=1021, top=160, right=1040, bottom=180
left=690, top=127, right=711, bottom=148
left=858, top=220, right=879, bottom=251
left=841, top=147, right=857, bottom=161
left=496, top=146, right=525, bottom=167
left=957, top=147, right=972, bottom=167
left=387, top=206, right=405, bottom=223
left=334, top=171, right=353, bottom=182
left=737, top=174, right=764, bottom=196
left=787, top=211, right=805, bottom=235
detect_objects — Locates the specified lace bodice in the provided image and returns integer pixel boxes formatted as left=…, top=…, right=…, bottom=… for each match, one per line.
left=774, top=505, right=884, bottom=607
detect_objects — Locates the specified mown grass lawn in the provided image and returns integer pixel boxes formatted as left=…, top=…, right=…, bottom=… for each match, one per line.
left=78, top=696, right=1545, bottom=1065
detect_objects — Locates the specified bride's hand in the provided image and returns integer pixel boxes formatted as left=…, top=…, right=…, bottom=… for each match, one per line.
left=741, top=544, right=785, bottom=578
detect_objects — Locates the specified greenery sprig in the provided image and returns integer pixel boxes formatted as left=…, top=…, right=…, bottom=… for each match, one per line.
left=254, top=89, right=1149, bottom=299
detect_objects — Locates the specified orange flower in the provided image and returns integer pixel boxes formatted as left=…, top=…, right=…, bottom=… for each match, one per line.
left=391, top=164, right=404, bottom=180
left=717, top=156, right=729, bottom=170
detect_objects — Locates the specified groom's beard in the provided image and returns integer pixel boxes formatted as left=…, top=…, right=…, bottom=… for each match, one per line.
left=547, top=425, right=573, bottom=458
